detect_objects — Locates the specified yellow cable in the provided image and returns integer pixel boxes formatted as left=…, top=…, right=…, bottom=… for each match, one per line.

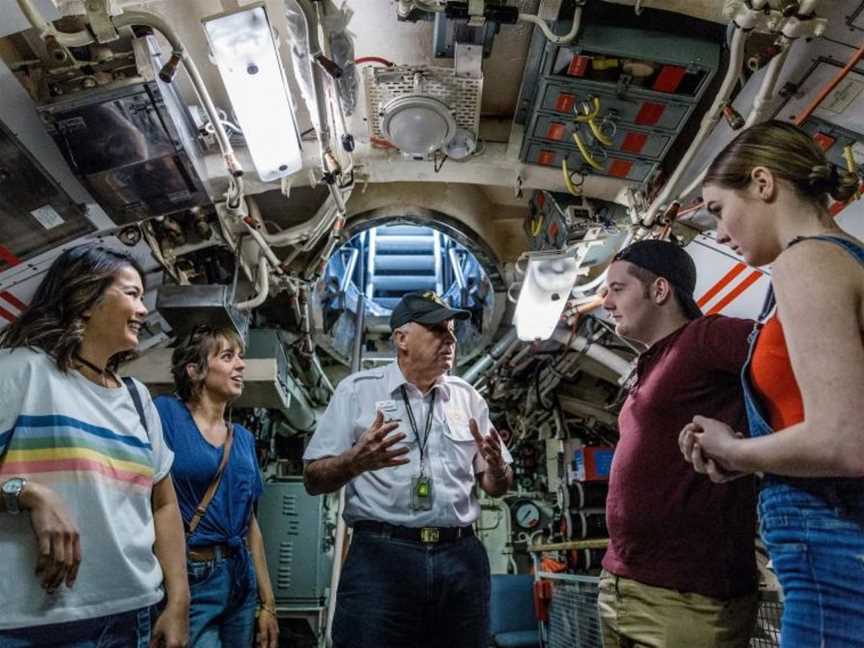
left=573, top=97, right=612, bottom=147
left=588, top=118, right=613, bottom=147
left=530, top=214, right=543, bottom=237
left=562, top=158, right=581, bottom=196
left=572, top=132, right=604, bottom=171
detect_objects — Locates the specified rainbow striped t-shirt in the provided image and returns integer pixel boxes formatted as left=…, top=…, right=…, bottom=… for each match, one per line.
left=0, top=348, right=173, bottom=629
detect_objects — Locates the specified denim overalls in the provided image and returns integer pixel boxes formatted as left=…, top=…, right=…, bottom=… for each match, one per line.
left=741, top=235, right=864, bottom=647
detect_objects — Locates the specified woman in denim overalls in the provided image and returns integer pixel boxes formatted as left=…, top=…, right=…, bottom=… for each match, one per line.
left=679, top=120, right=864, bottom=647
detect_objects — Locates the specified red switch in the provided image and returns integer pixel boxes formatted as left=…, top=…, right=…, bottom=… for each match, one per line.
left=555, top=94, right=576, bottom=113
left=635, top=102, right=665, bottom=126
left=537, top=150, right=557, bottom=166
left=546, top=123, right=567, bottom=140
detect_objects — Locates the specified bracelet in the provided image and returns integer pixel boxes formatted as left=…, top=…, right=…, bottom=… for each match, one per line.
left=258, top=604, right=277, bottom=618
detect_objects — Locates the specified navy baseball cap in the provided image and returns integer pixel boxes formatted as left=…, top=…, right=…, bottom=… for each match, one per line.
left=389, top=291, right=470, bottom=331
left=613, top=239, right=703, bottom=320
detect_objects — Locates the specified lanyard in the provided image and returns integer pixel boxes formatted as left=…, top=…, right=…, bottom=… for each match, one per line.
left=400, top=385, right=436, bottom=468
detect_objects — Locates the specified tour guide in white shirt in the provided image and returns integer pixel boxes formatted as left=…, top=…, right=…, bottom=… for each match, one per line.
left=303, top=291, right=513, bottom=648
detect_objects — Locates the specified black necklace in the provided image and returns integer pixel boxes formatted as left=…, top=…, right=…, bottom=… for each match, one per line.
left=75, top=354, right=107, bottom=376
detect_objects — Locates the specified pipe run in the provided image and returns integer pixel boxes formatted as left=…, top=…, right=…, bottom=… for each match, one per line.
left=462, top=328, right=519, bottom=385
left=675, top=36, right=793, bottom=202
left=641, top=24, right=749, bottom=227
left=16, top=0, right=94, bottom=47
left=518, top=5, right=582, bottom=45
left=550, top=329, right=632, bottom=379
left=246, top=195, right=339, bottom=250
left=235, top=255, right=270, bottom=311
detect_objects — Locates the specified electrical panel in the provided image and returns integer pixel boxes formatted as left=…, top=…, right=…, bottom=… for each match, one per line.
left=800, top=116, right=864, bottom=179
left=37, top=37, right=211, bottom=225
left=0, top=119, right=94, bottom=271
left=525, top=190, right=627, bottom=252
left=518, top=23, right=721, bottom=183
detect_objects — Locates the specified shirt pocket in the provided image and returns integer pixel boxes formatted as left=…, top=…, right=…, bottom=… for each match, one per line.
left=441, top=421, right=478, bottom=479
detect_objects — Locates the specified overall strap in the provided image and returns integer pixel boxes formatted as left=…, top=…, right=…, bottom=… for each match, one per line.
left=122, top=377, right=148, bottom=435
left=788, top=235, right=864, bottom=266
left=186, top=425, right=235, bottom=537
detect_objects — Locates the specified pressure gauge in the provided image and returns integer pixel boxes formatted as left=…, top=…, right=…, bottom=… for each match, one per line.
left=513, top=500, right=542, bottom=530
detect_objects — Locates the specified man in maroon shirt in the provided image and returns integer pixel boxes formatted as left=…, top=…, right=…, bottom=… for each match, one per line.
left=598, top=240, right=758, bottom=648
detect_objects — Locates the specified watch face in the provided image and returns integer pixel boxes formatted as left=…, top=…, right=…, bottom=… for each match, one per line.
left=2, top=477, right=24, bottom=495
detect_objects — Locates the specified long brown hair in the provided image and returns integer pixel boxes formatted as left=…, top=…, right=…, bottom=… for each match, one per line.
left=704, top=120, right=859, bottom=207
left=170, top=325, right=245, bottom=403
left=0, top=244, right=145, bottom=372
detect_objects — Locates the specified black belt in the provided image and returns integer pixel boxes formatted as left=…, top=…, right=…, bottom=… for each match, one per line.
left=353, top=520, right=474, bottom=544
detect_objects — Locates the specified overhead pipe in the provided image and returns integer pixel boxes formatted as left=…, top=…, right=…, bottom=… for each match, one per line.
left=462, top=328, right=519, bottom=385
left=676, top=36, right=793, bottom=202
left=297, top=285, right=315, bottom=355
left=111, top=10, right=243, bottom=182
left=242, top=221, right=287, bottom=275
left=641, top=24, right=749, bottom=227
left=246, top=195, right=338, bottom=249
left=291, top=1, right=348, bottom=204
left=518, top=4, right=582, bottom=45
left=550, top=329, right=632, bottom=379
left=16, top=0, right=94, bottom=48
left=235, top=255, right=270, bottom=311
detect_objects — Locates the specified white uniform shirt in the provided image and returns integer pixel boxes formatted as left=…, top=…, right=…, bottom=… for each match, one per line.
left=303, top=361, right=512, bottom=527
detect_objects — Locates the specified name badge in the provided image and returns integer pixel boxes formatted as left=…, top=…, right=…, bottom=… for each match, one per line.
left=376, top=400, right=401, bottom=421
left=445, top=406, right=468, bottom=427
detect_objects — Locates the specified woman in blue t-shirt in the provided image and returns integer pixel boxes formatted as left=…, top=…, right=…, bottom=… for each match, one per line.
left=155, top=325, right=279, bottom=648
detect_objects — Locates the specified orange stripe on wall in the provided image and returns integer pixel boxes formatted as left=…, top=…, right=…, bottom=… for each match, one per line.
left=706, top=270, right=763, bottom=315
left=697, top=263, right=747, bottom=308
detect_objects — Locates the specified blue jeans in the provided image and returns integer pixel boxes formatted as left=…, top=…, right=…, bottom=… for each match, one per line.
left=759, top=485, right=864, bottom=648
left=187, top=549, right=258, bottom=648
left=0, top=605, right=154, bottom=647
left=332, top=528, right=490, bottom=648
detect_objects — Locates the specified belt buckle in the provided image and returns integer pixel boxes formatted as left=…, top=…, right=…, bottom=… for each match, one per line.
left=420, top=527, right=440, bottom=543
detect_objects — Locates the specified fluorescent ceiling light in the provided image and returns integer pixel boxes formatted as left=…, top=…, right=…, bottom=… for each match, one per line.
left=203, top=3, right=302, bottom=182
left=513, top=252, right=584, bottom=342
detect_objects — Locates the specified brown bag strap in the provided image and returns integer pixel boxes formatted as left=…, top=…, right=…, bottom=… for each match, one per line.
left=186, top=424, right=234, bottom=537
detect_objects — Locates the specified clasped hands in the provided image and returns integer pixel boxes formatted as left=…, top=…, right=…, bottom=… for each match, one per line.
left=678, top=415, right=746, bottom=483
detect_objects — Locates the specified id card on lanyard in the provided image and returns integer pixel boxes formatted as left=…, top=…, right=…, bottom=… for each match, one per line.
left=401, top=385, right=436, bottom=511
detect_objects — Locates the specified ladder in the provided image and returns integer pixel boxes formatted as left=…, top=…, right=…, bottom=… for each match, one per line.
left=365, top=225, right=443, bottom=309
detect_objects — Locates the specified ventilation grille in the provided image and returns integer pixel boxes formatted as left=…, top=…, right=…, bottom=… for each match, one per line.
left=363, top=65, right=483, bottom=143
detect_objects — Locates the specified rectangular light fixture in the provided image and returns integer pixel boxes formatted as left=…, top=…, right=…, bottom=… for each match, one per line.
left=203, top=2, right=302, bottom=182
left=513, top=251, right=585, bottom=341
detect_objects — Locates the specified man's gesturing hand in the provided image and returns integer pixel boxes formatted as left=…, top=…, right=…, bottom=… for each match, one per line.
left=348, top=411, right=411, bottom=475
left=469, top=418, right=507, bottom=478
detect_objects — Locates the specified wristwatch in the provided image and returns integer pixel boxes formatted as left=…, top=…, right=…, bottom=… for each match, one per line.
left=2, top=477, right=27, bottom=514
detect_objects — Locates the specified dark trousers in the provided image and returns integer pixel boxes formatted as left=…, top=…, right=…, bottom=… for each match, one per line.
left=332, top=527, right=490, bottom=648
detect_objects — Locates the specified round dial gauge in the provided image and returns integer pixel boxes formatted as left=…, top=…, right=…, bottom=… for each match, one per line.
left=514, top=500, right=542, bottom=530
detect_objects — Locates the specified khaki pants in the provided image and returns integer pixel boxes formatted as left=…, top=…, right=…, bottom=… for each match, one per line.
left=597, top=570, right=758, bottom=648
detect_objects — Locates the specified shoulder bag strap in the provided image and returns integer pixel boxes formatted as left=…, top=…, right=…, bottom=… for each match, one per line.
left=186, top=424, right=235, bottom=537
left=122, top=377, right=149, bottom=435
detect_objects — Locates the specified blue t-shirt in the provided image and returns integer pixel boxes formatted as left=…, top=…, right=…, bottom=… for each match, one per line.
left=154, top=395, right=263, bottom=548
